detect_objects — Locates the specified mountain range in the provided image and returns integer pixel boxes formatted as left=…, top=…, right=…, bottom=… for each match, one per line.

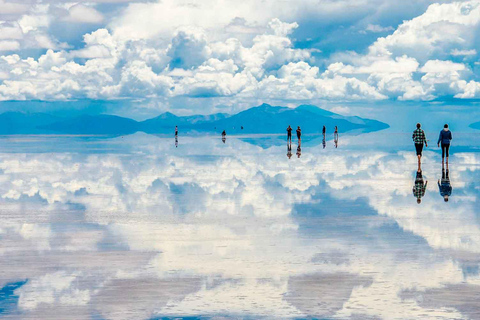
left=0, top=103, right=389, bottom=135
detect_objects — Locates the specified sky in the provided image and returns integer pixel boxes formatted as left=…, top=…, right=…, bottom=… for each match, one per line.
left=1, top=0, right=480, bottom=118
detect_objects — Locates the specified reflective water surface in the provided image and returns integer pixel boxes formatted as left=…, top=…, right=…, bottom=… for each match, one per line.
left=0, top=130, right=480, bottom=319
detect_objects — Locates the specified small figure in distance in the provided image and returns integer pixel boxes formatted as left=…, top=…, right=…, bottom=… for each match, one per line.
left=241, top=126, right=244, bottom=130
left=322, top=136, right=326, bottom=149
left=322, top=125, right=326, bottom=138
left=296, top=144, right=302, bottom=158
left=334, top=135, right=338, bottom=148
left=437, top=124, right=452, bottom=164
left=175, top=136, right=178, bottom=148
left=287, top=125, right=292, bottom=143
left=175, top=125, right=178, bottom=136
left=413, top=169, right=428, bottom=204
left=438, top=161, right=452, bottom=202
left=334, top=126, right=338, bottom=139
left=296, top=126, right=301, bottom=143
left=222, top=130, right=226, bottom=143
left=287, top=142, right=292, bottom=159
left=412, top=123, right=428, bottom=170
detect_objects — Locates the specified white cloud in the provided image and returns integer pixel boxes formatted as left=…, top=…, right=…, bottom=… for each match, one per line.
left=0, top=22, right=23, bottom=40
left=1, top=1, right=480, bottom=104
left=451, top=48, right=477, bottom=56
left=368, top=1, right=480, bottom=60
left=0, top=40, right=20, bottom=51
left=62, top=4, right=104, bottom=24
left=364, top=24, right=394, bottom=33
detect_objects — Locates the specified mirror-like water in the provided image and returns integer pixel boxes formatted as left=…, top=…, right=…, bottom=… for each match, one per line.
left=0, top=129, right=479, bottom=319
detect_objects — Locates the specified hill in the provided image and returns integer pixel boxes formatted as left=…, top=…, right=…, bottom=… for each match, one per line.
left=0, top=104, right=389, bottom=135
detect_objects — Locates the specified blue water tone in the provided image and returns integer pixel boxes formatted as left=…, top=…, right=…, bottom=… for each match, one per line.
left=0, top=112, right=479, bottom=319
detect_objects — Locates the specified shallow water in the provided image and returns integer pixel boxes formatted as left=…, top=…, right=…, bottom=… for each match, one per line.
left=0, top=130, right=479, bottom=319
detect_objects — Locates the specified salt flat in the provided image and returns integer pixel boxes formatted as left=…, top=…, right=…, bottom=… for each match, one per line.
left=0, top=129, right=479, bottom=319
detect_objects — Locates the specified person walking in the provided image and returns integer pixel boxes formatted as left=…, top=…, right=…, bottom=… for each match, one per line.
left=287, top=125, right=292, bottom=143
left=437, top=124, right=452, bottom=163
left=413, top=123, right=428, bottom=170
left=175, top=125, right=178, bottom=136
left=296, top=126, right=301, bottom=143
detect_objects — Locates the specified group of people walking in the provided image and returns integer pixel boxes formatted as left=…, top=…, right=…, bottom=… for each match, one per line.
left=285, top=125, right=339, bottom=158
left=412, top=123, right=453, bottom=204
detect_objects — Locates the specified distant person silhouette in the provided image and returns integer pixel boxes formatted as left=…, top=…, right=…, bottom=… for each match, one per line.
left=334, top=135, right=338, bottom=148
left=287, top=142, right=292, bottom=159
left=296, top=126, right=301, bottom=143
left=438, top=162, right=452, bottom=202
left=334, top=126, right=338, bottom=139
left=322, top=137, right=326, bottom=149
left=413, top=169, right=428, bottom=204
left=322, top=125, right=326, bottom=137
left=175, top=126, right=178, bottom=136
left=175, top=136, right=178, bottom=148
left=241, top=126, right=244, bottom=130
left=413, top=123, right=428, bottom=169
left=287, top=125, right=292, bottom=143
left=437, top=124, right=452, bottom=164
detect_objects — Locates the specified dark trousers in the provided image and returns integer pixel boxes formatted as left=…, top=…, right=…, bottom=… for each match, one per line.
left=441, top=143, right=450, bottom=158
left=415, top=144, right=423, bottom=156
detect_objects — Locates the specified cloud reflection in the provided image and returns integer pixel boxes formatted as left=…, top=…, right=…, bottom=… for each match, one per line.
left=0, top=132, right=479, bottom=319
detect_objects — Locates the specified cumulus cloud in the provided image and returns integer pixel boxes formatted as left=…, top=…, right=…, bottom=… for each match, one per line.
left=62, top=4, right=104, bottom=24
left=0, top=1, right=480, bottom=106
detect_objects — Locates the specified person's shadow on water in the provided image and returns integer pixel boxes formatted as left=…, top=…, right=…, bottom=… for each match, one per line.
left=413, top=169, right=428, bottom=204
left=287, top=142, right=292, bottom=159
left=438, top=162, right=452, bottom=202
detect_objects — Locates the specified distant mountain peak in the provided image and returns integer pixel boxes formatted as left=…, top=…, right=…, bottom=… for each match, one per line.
left=0, top=103, right=389, bottom=135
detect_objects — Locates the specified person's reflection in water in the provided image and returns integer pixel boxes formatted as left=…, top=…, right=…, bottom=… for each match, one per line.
left=287, top=142, right=292, bottom=159
left=222, top=130, right=226, bottom=143
left=296, top=141, right=302, bottom=158
left=334, top=133, right=338, bottom=148
left=322, top=137, right=326, bottom=149
left=175, top=136, right=178, bottom=148
left=438, top=162, right=452, bottom=202
left=413, top=169, right=428, bottom=204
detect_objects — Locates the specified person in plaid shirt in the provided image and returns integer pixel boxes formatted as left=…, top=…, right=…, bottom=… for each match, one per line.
left=413, top=123, right=428, bottom=170
left=413, top=170, right=428, bottom=204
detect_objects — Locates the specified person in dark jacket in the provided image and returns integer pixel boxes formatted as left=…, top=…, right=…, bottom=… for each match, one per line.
left=438, top=162, right=452, bottom=202
left=437, top=124, right=452, bottom=163
left=296, top=126, right=301, bottom=143
left=287, top=125, right=292, bottom=143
